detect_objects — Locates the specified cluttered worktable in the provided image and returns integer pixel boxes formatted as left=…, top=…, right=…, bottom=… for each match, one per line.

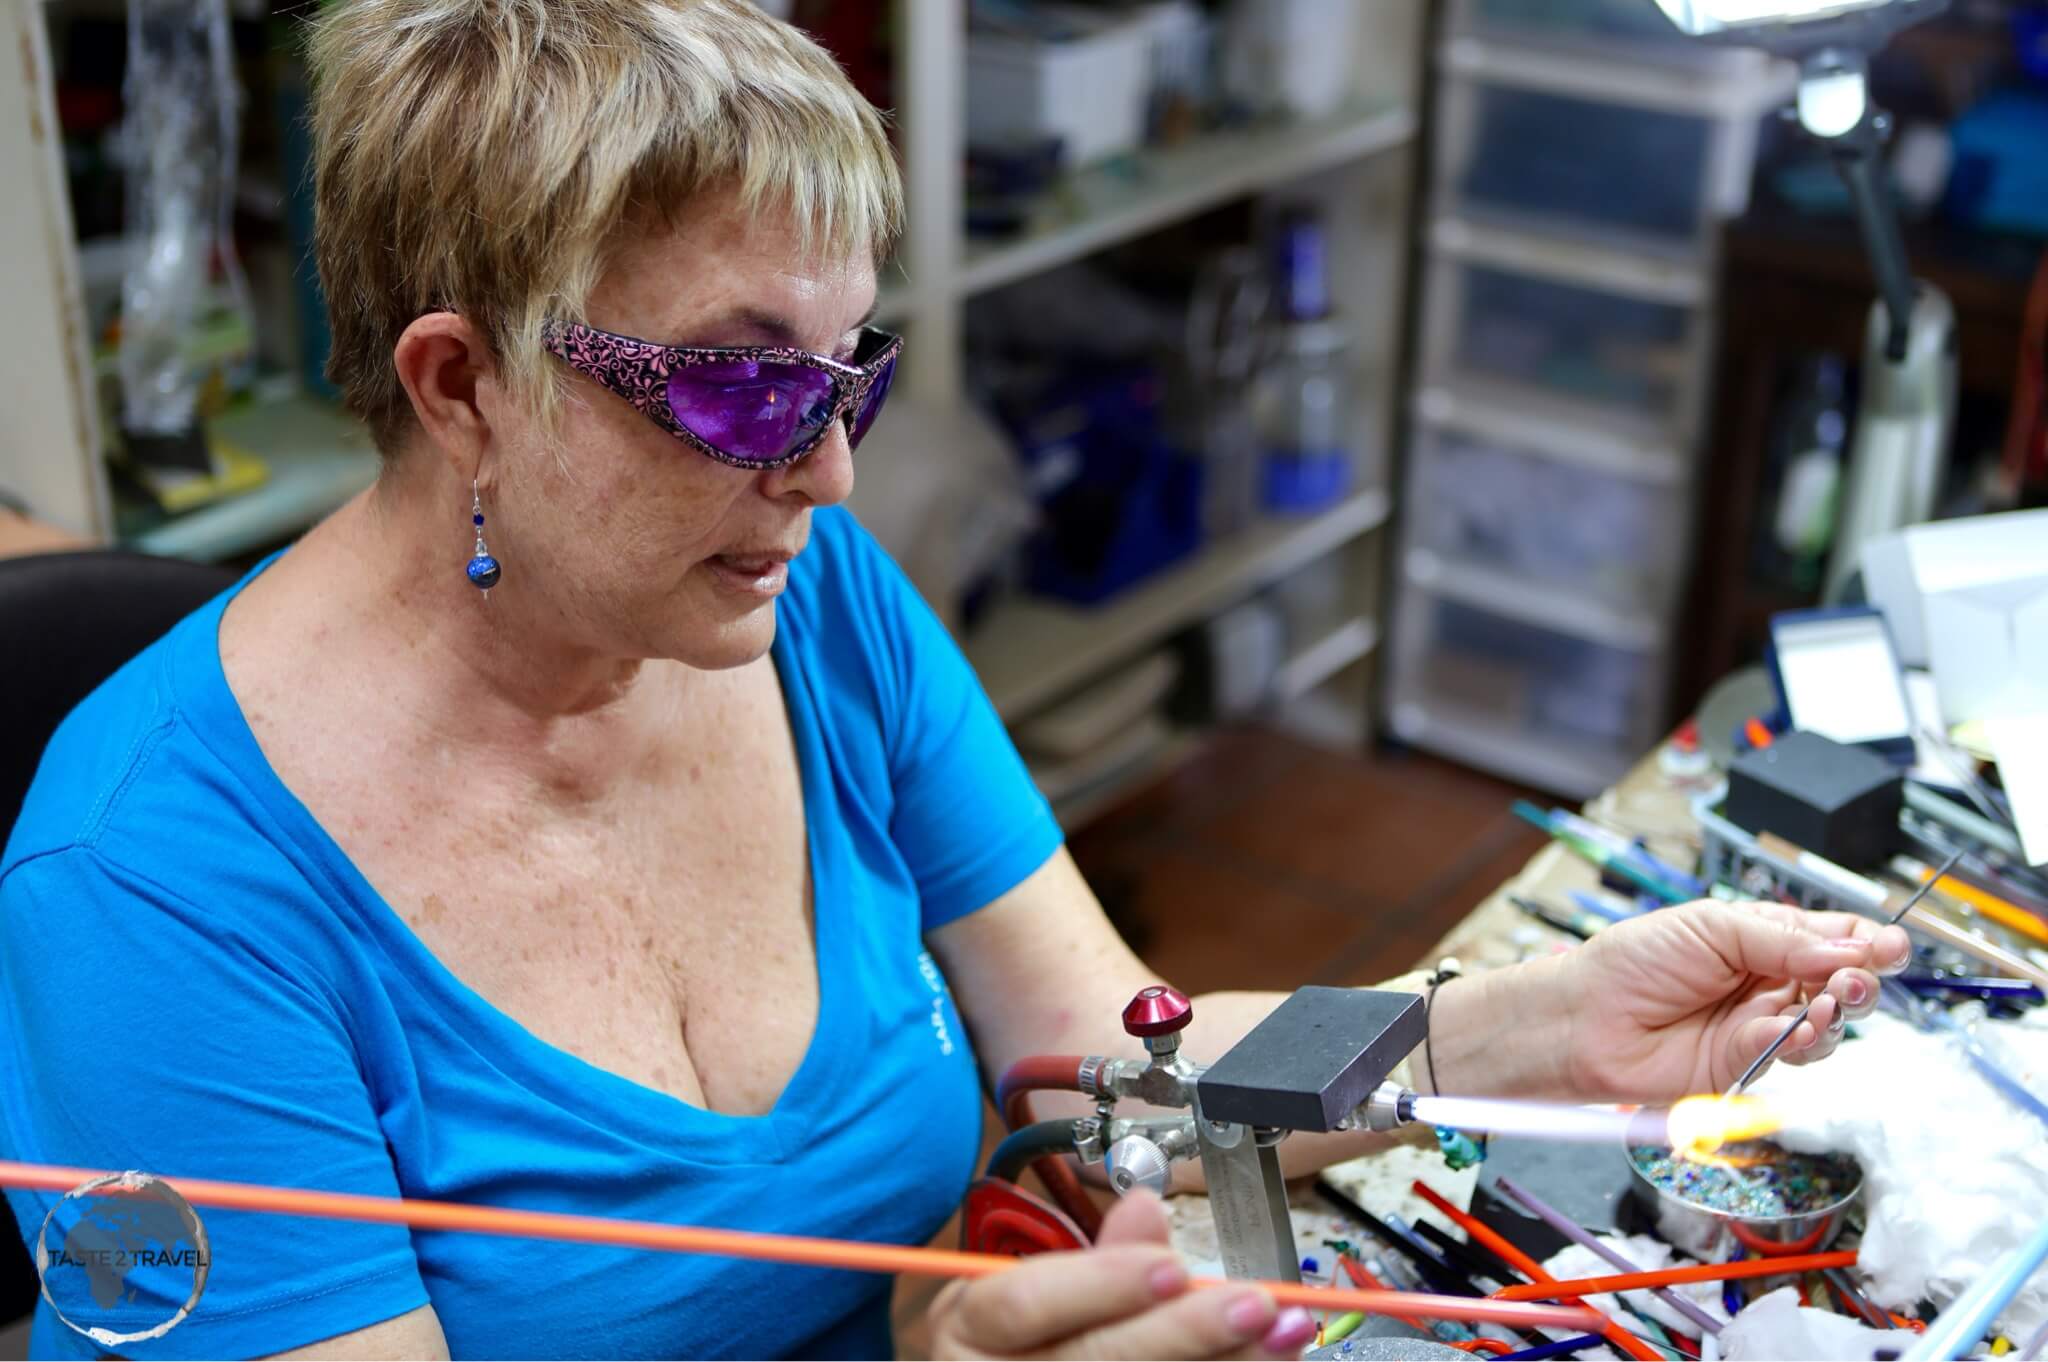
left=1144, top=741, right=1698, bottom=1349
left=1136, top=705, right=2048, bottom=1361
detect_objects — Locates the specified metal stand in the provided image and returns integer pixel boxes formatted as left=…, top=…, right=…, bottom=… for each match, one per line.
left=1002, top=985, right=1426, bottom=1283
left=1789, top=49, right=1958, bottom=600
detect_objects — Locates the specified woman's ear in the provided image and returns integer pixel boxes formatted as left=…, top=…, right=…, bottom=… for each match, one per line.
left=391, top=313, right=492, bottom=480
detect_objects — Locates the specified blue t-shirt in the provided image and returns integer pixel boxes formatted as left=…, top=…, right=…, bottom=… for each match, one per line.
left=0, top=508, right=1063, bottom=1360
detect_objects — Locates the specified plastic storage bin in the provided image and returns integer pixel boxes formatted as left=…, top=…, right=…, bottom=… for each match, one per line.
left=1409, top=425, right=1685, bottom=614
left=967, top=13, right=1150, bottom=167
left=1426, top=260, right=1694, bottom=422
left=1396, top=593, right=1653, bottom=751
left=1440, top=80, right=1717, bottom=248
left=1696, top=796, right=1869, bottom=913
left=1007, top=369, right=1205, bottom=606
left=1451, top=0, right=1705, bottom=59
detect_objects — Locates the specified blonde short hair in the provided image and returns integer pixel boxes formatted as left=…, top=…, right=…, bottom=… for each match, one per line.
left=306, top=0, right=902, bottom=451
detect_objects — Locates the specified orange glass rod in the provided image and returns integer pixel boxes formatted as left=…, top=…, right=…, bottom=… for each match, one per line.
left=0, top=1159, right=1606, bottom=1332
left=1492, top=1251, right=1861, bottom=1301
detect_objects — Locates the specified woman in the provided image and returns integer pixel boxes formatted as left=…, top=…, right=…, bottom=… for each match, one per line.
left=0, top=2, right=1906, bottom=1358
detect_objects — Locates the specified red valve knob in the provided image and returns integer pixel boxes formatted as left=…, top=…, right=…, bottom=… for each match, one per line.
left=1122, top=985, right=1193, bottom=1038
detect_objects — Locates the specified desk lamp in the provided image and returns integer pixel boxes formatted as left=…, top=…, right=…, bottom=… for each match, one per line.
left=1651, top=0, right=1957, bottom=600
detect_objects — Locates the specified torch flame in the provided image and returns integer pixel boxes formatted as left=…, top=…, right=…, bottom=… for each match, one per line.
left=1678, top=1147, right=1772, bottom=1170
left=1664, top=1094, right=1782, bottom=1163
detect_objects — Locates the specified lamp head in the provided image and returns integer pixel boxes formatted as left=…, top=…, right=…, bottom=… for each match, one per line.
left=1649, top=0, right=1947, bottom=54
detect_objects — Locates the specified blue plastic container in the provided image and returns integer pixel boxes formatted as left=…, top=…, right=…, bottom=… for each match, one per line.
left=1008, top=370, right=1205, bottom=605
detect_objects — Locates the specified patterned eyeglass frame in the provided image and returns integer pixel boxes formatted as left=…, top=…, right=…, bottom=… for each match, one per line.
left=539, top=318, right=904, bottom=470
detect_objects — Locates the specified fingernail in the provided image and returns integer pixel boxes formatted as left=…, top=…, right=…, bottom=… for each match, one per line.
left=1148, top=1261, right=1188, bottom=1300
left=1845, top=976, right=1870, bottom=1006
left=1260, top=1307, right=1316, bottom=1355
left=1226, top=1292, right=1276, bottom=1335
left=1829, top=1008, right=1847, bottom=1034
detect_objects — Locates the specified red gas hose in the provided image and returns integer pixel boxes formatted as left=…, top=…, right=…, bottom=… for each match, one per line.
left=995, top=1055, right=1091, bottom=1119
left=993, top=1055, right=1103, bottom=1238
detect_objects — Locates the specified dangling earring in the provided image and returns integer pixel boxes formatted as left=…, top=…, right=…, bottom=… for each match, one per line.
left=467, top=480, right=501, bottom=597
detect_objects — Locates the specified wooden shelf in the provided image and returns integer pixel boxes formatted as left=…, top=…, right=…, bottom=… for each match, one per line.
left=1273, top=615, right=1379, bottom=703
left=957, top=101, right=1415, bottom=300
left=965, top=485, right=1392, bottom=721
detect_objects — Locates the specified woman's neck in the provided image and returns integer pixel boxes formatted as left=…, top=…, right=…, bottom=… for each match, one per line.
left=223, top=466, right=719, bottom=797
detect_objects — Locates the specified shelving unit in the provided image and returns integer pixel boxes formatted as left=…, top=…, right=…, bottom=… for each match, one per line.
left=953, top=101, right=1415, bottom=299
left=1413, top=379, right=1686, bottom=484
left=4, top=0, right=1426, bottom=827
left=967, top=485, right=1391, bottom=719
left=1427, top=216, right=1706, bottom=305
left=1038, top=726, right=1206, bottom=833
left=1404, top=547, right=1661, bottom=652
left=1389, top=691, right=1623, bottom=797
left=1273, top=616, right=1380, bottom=706
left=1, top=5, right=104, bottom=541
left=879, top=1, right=1424, bottom=822
left=1385, top=7, right=1792, bottom=797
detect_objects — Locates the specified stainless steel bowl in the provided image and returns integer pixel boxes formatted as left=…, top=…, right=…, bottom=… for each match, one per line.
left=1623, top=1141, right=1862, bottom=1262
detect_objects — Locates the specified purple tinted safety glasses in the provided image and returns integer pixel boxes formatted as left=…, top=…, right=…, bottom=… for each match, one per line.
left=541, top=319, right=902, bottom=470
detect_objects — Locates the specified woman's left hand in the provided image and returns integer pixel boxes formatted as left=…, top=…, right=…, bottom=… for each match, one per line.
left=1553, top=899, right=1911, bottom=1100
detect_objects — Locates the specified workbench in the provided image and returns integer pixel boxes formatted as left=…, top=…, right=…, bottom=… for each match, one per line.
left=891, top=747, right=1713, bottom=1355
left=1420, top=747, right=1702, bottom=973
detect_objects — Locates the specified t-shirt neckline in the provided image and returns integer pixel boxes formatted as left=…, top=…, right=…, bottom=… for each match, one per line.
left=167, top=550, right=852, bottom=1165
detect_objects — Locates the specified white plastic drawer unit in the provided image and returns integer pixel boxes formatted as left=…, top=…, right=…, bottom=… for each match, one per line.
left=1460, top=85, right=1710, bottom=241
left=1430, top=43, right=1788, bottom=256
left=1450, top=0, right=1714, bottom=61
left=1422, top=258, right=1700, bottom=428
left=1409, top=424, right=1686, bottom=620
left=1387, top=588, right=1656, bottom=792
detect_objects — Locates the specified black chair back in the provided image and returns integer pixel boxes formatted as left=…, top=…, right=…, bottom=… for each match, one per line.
left=0, top=549, right=236, bottom=1328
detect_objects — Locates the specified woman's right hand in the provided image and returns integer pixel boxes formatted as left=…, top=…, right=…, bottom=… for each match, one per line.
left=928, top=1192, right=1317, bottom=1360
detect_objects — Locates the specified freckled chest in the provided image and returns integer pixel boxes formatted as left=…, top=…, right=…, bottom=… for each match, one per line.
left=254, top=665, right=819, bottom=1119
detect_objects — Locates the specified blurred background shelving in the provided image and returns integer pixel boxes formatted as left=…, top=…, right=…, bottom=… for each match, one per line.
left=874, top=2, right=1425, bottom=824
left=967, top=484, right=1391, bottom=720
left=1, top=0, right=1426, bottom=830
left=10, top=2, right=2048, bottom=1348
left=949, top=100, right=1415, bottom=298
left=1384, top=0, right=1796, bottom=798
left=6, top=0, right=2043, bottom=823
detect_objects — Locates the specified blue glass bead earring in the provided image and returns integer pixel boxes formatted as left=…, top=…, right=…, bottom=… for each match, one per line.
left=466, top=480, right=501, bottom=597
